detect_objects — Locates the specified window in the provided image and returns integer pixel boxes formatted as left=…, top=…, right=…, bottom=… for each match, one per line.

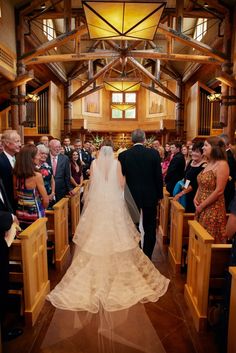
left=111, top=92, right=137, bottom=120
left=43, top=19, right=56, bottom=41
left=194, top=18, right=207, bottom=42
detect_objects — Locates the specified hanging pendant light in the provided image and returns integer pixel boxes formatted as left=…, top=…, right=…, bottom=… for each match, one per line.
left=111, top=102, right=135, bottom=111
left=104, top=81, right=141, bottom=92
left=82, top=1, right=165, bottom=40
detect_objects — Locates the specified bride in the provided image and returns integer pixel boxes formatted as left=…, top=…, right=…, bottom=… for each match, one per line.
left=44, top=140, right=169, bottom=352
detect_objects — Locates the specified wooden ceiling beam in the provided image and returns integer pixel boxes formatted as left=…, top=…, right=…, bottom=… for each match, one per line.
left=26, top=52, right=120, bottom=64
left=0, top=70, right=34, bottom=93
left=157, top=23, right=227, bottom=62
left=128, top=57, right=180, bottom=103
left=21, top=25, right=87, bottom=63
left=71, top=85, right=104, bottom=102
left=68, top=58, right=120, bottom=102
left=141, top=82, right=177, bottom=103
left=131, top=50, right=222, bottom=64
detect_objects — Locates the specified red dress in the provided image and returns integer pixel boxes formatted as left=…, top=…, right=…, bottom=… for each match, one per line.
left=195, top=169, right=227, bottom=243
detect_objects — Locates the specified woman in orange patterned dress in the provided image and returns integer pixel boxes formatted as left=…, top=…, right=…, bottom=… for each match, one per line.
left=194, top=136, right=229, bottom=243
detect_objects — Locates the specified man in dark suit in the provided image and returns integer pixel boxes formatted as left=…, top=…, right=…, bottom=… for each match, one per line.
left=47, top=139, right=74, bottom=201
left=0, top=178, right=23, bottom=341
left=165, top=141, right=185, bottom=196
left=81, top=141, right=93, bottom=180
left=118, top=129, right=163, bottom=259
left=220, top=134, right=236, bottom=212
left=0, top=130, right=21, bottom=211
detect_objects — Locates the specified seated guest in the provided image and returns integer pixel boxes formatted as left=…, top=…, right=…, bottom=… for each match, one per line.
left=13, top=145, right=49, bottom=229
left=165, top=141, right=185, bottom=196
left=69, top=150, right=83, bottom=187
left=173, top=141, right=206, bottom=212
left=37, top=144, right=56, bottom=209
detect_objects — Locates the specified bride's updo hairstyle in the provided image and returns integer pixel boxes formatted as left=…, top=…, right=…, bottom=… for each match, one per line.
left=99, top=139, right=114, bottom=150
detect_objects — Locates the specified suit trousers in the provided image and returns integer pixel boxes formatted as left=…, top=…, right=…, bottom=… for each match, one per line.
left=141, top=205, right=157, bottom=259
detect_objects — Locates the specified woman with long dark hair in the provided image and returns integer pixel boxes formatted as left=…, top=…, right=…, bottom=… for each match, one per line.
left=194, top=136, right=229, bottom=243
left=13, top=145, right=49, bottom=229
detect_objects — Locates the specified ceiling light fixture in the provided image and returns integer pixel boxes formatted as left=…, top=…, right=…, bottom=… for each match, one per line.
left=111, top=103, right=135, bottom=111
left=82, top=1, right=165, bottom=40
left=104, top=81, right=141, bottom=92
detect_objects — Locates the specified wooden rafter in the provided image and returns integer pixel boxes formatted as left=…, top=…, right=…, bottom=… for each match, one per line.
left=25, top=52, right=120, bottom=64
left=0, top=70, right=34, bottom=93
left=68, top=58, right=120, bottom=102
left=130, top=50, right=222, bottom=64
left=157, top=23, right=227, bottom=62
left=141, top=82, right=177, bottom=103
left=71, top=84, right=104, bottom=102
left=128, top=57, right=180, bottom=103
left=21, top=25, right=87, bottom=63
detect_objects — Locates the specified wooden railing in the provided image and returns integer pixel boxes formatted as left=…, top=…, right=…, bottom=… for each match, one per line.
left=9, top=218, right=49, bottom=326
left=228, top=267, right=236, bottom=353
left=184, top=220, right=231, bottom=331
left=158, top=187, right=172, bottom=244
left=168, top=200, right=194, bottom=272
left=46, top=198, right=70, bottom=271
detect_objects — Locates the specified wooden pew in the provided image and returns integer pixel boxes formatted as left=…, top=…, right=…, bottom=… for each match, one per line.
left=168, top=200, right=194, bottom=273
left=184, top=220, right=232, bottom=332
left=228, top=267, right=236, bottom=353
left=70, top=180, right=90, bottom=236
left=9, top=218, right=50, bottom=326
left=158, top=187, right=172, bottom=244
left=45, top=197, right=70, bottom=272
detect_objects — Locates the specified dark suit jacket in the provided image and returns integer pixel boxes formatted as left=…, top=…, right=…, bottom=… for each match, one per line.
left=0, top=152, right=15, bottom=210
left=0, top=179, right=14, bottom=318
left=118, top=145, right=163, bottom=208
left=225, top=149, right=236, bottom=210
left=81, top=149, right=93, bottom=179
left=46, top=154, right=72, bottom=201
left=165, top=152, right=185, bottom=196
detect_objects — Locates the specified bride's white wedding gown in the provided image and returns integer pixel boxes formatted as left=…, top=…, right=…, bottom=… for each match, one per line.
left=47, top=146, right=169, bottom=313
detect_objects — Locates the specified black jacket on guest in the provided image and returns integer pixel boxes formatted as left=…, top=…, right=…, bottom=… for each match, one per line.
left=0, top=179, right=14, bottom=319
left=225, top=149, right=236, bottom=211
left=0, top=152, right=15, bottom=211
left=165, top=152, right=185, bottom=196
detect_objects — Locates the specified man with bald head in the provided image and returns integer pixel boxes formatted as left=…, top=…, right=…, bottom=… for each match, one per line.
left=47, top=139, right=73, bottom=201
left=0, top=130, right=21, bottom=210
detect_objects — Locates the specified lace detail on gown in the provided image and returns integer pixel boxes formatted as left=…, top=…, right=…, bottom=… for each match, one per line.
left=47, top=147, right=169, bottom=312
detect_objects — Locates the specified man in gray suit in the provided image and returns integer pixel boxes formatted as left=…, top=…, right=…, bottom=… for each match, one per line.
left=47, top=139, right=74, bottom=201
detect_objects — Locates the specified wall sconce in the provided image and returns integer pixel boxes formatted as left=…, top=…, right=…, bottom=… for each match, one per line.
left=207, top=93, right=222, bottom=102
left=25, top=93, right=40, bottom=102
left=82, top=1, right=165, bottom=40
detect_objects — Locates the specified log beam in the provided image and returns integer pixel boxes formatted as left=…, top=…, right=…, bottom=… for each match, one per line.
left=141, top=83, right=177, bottom=103
left=0, top=70, right=34, bottom=94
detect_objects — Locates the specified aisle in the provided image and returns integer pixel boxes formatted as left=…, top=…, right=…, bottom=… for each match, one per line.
left=3, top=234, right=220, bottom=353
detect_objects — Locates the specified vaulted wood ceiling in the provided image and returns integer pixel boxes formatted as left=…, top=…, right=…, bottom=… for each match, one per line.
left=5, top=0, right=236, bottom=103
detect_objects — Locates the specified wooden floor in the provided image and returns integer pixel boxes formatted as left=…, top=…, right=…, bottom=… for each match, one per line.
left=2, top=233, right=223, bottom=353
